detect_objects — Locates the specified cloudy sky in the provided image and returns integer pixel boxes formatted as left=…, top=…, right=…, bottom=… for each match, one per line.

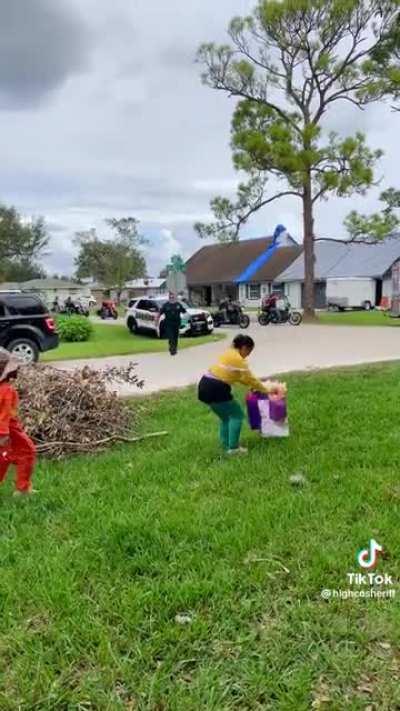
left=0, top=0, right=398, bottom=277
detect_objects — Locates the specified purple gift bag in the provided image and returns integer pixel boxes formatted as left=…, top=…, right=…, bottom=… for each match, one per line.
left=246, top=391, right=268, bottom=430
left=269, top=397, right=287, bottom=422
left=259, top=397, right=289, bottom=438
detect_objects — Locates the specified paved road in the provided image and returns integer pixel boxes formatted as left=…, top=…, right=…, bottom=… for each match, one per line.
left=53, top=323, right=400, bottom=396
left=91, top=316, right=126, bottom=325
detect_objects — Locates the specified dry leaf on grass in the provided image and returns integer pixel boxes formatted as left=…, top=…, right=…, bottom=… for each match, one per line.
left=378, top=642, right=392, bottom=651
left=311, top=676, right=332, bottom=708
left=357, top=674, right=377, bottom=696
left=175, top=614, right=193, bottom=625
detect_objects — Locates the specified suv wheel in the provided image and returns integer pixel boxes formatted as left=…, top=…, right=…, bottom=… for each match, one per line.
left=127, top=317, right=138, bottom=334
left=8, top=338, right=39, bottom=364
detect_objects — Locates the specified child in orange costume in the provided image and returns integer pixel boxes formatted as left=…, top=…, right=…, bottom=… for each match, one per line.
left=0, top=348, right=36, bottom=495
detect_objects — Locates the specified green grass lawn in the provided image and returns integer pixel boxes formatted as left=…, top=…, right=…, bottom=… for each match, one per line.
left=318, top=310, right=400, bottom=327
left=43, top=324, right=225, bottom=362
left=1, top=364, right=400, bottom=708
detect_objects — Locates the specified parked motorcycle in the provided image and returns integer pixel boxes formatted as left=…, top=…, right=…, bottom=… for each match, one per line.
left=57, top=300, right=89, bottom=317
left=97, top=300, right=118, bottom=320
left=76, top=303, right=90, bottom=317
left=258, top=297, right=302, bottom=326
left=212, top=303, right=250, bottom=329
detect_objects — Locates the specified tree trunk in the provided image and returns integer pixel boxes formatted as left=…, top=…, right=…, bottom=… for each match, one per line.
left=302, top=178, right=316, bottom=321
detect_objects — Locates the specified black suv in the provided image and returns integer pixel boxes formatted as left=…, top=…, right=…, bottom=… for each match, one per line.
left=0, top=292, right=59, bottom=363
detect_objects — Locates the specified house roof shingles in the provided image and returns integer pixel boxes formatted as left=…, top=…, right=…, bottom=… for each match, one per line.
left=251, top=246, right=303, bottom=283
left=279, top=237, right=400, bottom=282
left=0, top=282, right=20, bottom=291
left=186, top=237, right=302, bottom=285
left=1, top=279, right=84, bottom=292
left=22, top=278, right=84, bottom=290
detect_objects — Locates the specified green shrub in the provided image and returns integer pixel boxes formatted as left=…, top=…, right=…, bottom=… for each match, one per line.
left=57, top=315, right=93, bottom=342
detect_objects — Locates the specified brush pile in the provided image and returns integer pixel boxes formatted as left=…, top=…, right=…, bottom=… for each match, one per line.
left=16, top=362, right=148, bottom=458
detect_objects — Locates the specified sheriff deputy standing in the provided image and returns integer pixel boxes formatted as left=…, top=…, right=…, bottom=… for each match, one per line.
left=160, top=292, right=186, bottom=356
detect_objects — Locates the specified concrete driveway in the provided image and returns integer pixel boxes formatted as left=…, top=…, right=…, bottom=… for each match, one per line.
left=53, top=323, right=400, bottom=396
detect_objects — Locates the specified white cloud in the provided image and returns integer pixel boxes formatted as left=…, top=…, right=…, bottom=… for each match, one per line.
left=0, top=0, right=399, bottom=277
left=192, top=178, right=240, bottom=194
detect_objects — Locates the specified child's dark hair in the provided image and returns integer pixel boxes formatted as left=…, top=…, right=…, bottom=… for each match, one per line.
left=232, top=334, right=255, bottom=351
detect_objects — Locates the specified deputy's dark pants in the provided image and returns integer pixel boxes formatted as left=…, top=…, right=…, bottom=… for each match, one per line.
left=165, top=323, right=180, bottom=355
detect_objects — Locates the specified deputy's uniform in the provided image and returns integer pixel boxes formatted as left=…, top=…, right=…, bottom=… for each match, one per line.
left=160, top=301, right=186, bottom=355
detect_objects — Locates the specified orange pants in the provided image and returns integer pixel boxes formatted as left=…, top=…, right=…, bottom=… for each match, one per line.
left=0, top=418, right=36, bottom=492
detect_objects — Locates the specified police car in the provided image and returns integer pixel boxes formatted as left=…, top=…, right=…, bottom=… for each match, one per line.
left=126, top=297, right=214, bottom=338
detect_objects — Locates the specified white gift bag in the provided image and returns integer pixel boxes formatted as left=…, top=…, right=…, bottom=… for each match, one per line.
left=258, top=398, right=289, bottom=438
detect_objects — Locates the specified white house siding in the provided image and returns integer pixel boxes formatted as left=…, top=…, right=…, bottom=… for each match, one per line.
left=284, top=282, right=302, bottom=308
left=35, top=287, right=91, bottom=307
left=260, top=283, right=270, bottom=298
left=239, top=282, right=270, bottom=307
left=117, top=286, right=166, bottom=302
left=283, top=277, right=392, bottom=309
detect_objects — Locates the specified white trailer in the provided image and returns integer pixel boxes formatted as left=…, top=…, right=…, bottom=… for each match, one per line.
left=326, top=277, right=376, bottom=311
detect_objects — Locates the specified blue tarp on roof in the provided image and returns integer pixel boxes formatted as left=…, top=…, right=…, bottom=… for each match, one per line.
left=234, top=225, right=287, bottom=284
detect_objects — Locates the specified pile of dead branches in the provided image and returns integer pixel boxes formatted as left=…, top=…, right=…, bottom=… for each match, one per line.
left=16, top=363, right=165, bottom=458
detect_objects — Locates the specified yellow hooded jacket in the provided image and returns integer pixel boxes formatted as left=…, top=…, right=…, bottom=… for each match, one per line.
left=209, top=347, right=269, bottom=393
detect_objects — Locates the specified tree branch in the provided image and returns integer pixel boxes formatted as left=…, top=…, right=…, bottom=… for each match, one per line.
left=212, top=81, right=303, bottom=135
left=229, top=188, right=302, bottom=239
left=314, top=236, right=381, bottom=245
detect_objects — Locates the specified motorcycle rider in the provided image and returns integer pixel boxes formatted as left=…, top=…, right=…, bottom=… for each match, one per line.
left=262, top=292, right=281, bottom=322
left=64, top=296, right=76, bottom=315
left=100, top=300, right=117, bottom=319
left=219, top=296, right=240, bottom=324
left=227, top=298, right=240, bottom=323
left=218, top=297, right=229, bottom=322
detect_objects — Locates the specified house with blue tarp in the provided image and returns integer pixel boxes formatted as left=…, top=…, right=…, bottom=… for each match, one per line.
left=185, top=227, right=301, bottom=306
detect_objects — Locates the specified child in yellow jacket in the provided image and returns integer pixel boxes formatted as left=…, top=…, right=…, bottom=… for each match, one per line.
left=198, top=334, right=285, bottom=455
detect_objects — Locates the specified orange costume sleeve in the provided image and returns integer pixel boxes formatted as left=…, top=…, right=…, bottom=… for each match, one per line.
left=0, top=383, right=18, bottom=436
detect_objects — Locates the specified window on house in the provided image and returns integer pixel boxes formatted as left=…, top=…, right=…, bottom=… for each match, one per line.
left=246, top=284, right=261, bottom=300
left=272, top=282, right=284, bottom=293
